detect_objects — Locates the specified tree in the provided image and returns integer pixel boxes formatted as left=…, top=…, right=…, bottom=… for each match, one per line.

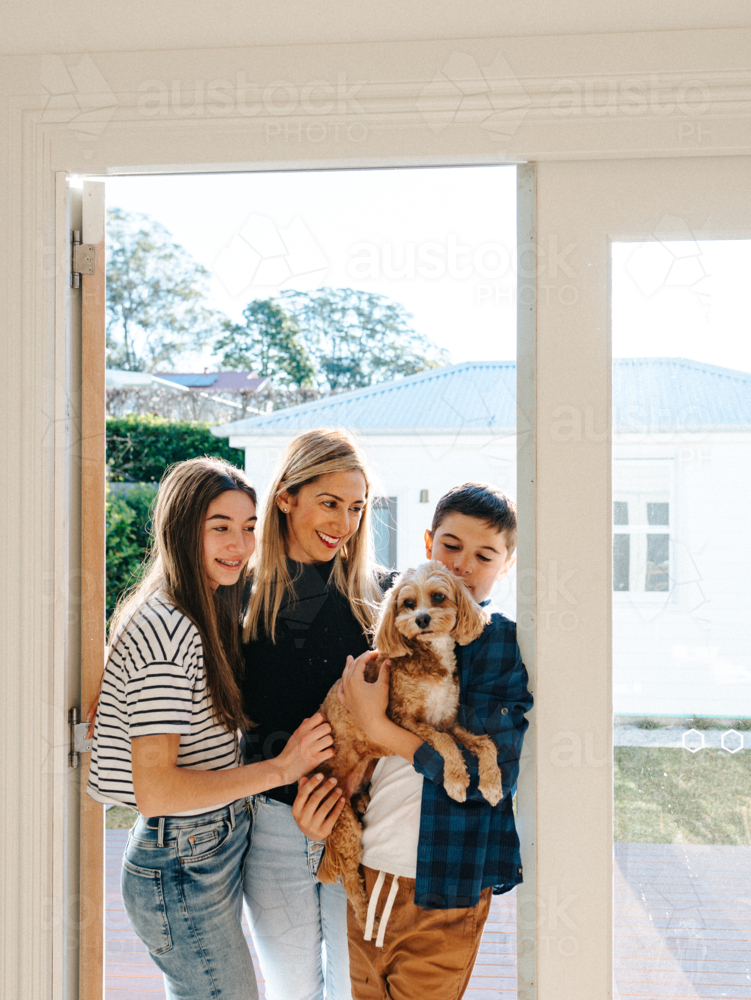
left=280, top=288, right=449, bottom=394
left=214, top=299, right=316, bottom=388
left=106, top=208, right=220, bottom=371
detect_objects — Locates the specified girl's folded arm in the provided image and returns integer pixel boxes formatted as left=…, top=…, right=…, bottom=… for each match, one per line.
left=131, top=713, right=334, bottom=817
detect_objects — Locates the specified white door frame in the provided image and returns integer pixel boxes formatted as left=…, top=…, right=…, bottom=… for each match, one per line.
left=531, top=154, right=751, bottom=1000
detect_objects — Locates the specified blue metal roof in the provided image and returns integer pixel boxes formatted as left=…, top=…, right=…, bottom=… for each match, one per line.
left=613, top=357, right=751, bottom=430
left=158, top=373, right=218, bottom=388
left=212, top=358, right=751, bottom=438
left=213, top=361, right=516, bottom=437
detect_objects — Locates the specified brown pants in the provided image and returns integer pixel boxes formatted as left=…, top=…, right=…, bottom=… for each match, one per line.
left=347, top=866, right=492, bottom=1000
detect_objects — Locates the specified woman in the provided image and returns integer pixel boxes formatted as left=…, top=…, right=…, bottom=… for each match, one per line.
left=241, top=429, right=384, bottom=1000
left=88, top=457, right=334, bottom=1000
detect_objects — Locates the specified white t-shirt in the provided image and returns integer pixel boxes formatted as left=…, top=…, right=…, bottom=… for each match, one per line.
left=87, top=594, right=239, bottom=816
left=360, top=756, right=424, bottom=879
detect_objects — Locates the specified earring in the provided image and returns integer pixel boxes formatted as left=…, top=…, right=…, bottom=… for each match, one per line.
left=282, top=507, right=288, bottom=513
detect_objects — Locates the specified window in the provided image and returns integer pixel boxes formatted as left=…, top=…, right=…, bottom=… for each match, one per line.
left=612, top=462, right=671, bottom=593
left=372, top=497, right=397, bottom=569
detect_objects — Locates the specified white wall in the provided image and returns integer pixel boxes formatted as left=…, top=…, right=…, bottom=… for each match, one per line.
left=613, top=433, right=751, bottom=718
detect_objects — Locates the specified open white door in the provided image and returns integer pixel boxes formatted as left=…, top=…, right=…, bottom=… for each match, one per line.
left=78, top=179, right=106, bottom=1000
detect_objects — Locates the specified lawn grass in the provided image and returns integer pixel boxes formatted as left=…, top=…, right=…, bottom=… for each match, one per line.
left=104, top=750, right=751, bottom=843
left=615, top=747, right=751, bottom=845
left=106, top=805, right=138, bottom=829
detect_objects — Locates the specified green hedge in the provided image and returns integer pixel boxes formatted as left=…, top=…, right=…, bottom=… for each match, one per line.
left=105, top=415, right=244, bottom=620
left=107, top=414, right=244, bottom=482
left=106, top=484, right=157, bottom=620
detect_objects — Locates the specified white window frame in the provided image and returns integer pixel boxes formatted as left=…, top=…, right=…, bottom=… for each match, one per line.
left=372, top=495, right=398, bottom=570
left=612, top=458, right=674, bottom=602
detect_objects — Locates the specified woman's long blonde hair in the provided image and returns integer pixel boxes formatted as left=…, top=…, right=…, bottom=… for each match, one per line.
left=108, top=457, right=256, bottom=733
left=244, top=428, right=381, bottom=643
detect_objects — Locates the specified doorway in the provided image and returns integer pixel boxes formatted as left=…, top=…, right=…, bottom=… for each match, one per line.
left=84, top=163, right=526, bottom=998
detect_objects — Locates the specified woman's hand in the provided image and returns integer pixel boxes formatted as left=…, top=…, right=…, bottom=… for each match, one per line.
left=275, top=713, right=334, bottom=785
left=337, top=651, right=390, bottom=741
left=292, top=774, right=345, bottom=840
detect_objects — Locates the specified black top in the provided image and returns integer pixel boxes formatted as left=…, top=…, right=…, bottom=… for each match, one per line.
left=241, top=560, right=377, bottom=805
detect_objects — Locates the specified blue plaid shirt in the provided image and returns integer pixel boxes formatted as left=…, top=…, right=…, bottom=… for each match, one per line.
left=411, top=603, right=533, bottom=909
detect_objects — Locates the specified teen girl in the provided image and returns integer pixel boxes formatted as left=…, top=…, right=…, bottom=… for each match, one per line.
left=240, top=429, right=385, bottom=1000
left=88, top=457, right=334, bottom=1000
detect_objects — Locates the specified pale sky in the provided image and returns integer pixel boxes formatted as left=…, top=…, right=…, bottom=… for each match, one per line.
left=102, top=166, right=751, bottom=375
left=612, top=239, right=751, bottom=373
left=103, top=166, right=518, bottom=369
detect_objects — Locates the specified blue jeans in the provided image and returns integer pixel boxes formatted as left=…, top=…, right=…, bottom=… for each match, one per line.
left=121, top=799, right=257, bottom=1000
left=243, top=795, right=352, bottom=1000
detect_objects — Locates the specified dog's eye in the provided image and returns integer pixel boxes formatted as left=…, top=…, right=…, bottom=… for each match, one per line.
left=431, top=593, right=446, bottom=604
left=403, top=599, right=416, bottom=610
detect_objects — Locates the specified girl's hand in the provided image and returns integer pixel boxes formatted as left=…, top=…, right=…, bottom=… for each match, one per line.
left=337, top=651, right=391, bottom=740
left=85, top=693, right=100, bottom=740
left=292, top=774, right=345, bottom=840
left=275, top=713, right=334, bottom=785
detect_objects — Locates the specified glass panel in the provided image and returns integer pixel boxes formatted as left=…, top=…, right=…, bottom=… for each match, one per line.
left=613, top=535, right=630, bottom=591
left=372, top=496, right=398, bottom=570
left=612, top=239, right=751, bottom=1000
left=645, top=534, right=669, bottom=591
left=614, top=501, right=629, bottom=525
left=647, top=501, right=669, bottom=526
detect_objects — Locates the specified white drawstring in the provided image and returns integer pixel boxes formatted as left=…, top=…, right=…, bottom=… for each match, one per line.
left=375, top=875, right=400, bottom=949
left=364, top=870, right=386, bottom=941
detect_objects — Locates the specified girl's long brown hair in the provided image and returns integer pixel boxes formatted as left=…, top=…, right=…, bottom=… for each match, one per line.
left=108, top=457, right=256, bottom=733
left=244, top=428, right=381, bottom=643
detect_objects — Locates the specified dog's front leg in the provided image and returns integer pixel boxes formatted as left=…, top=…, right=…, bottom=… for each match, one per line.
left=396, top=719, right=471, bottom=803
left=449, top=726, right=503, bottom=806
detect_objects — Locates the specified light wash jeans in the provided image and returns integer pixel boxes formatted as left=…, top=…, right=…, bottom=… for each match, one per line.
left=243, top=794, right=352, bottom=1000
left=121, top=799, right=257, bottom=1000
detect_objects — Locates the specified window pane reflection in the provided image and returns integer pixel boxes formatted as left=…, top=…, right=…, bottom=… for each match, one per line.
left=612, top=240, right=751, bottom=1000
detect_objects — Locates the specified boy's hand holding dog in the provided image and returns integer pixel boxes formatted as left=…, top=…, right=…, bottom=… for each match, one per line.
left=338, top=651, right=423, bottom=764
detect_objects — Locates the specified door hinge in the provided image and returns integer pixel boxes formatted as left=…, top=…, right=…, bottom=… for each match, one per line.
left=69, top=707, right=93, bottom=768
left=70, top=230, right=96, bottom=288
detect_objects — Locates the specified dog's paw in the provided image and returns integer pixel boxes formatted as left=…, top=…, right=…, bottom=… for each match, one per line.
left=351, top=790, right=371, bottom=816
left=443, top=766, right=470, bottom=803
left=478, top=769, right=503, bottom=807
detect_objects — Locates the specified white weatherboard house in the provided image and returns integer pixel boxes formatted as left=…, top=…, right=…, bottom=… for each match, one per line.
left=214, top=358, right=751, bottom=720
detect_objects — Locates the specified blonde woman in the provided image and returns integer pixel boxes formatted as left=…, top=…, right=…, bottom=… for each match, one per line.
left=88, top=458, right=335, bottom=1000
left=241, top=429, right=385, bottom=1000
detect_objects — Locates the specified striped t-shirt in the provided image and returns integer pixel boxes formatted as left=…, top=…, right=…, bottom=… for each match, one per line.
left=87, top=593, right=239, bottom=816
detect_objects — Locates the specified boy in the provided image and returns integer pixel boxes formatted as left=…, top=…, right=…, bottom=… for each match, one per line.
left=295, top=482, right=533, bottom=1000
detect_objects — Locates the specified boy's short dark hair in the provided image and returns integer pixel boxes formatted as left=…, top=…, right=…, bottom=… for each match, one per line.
left=431, top=482, right=517, bottom=554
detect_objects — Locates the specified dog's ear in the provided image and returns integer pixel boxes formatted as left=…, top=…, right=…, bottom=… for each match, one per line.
left=374, top=578, right=412, bottom=659
left=452, top=579, right=491, bottom=646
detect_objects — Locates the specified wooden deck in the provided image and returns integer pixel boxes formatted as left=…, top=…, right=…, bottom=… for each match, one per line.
left=614, top=843, right=751, bottom=999
left=106, top=832, right=751, bottom=998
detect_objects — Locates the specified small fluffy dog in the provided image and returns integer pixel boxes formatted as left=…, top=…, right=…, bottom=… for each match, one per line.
left=316, top=560, right=503, bottom=927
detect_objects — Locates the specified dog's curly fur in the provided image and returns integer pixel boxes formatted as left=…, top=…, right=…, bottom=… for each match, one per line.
left=315, top=560, right=503, bottom=927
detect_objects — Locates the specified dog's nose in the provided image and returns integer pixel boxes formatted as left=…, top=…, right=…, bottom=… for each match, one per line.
left=415, top=614, right=431, bottom=629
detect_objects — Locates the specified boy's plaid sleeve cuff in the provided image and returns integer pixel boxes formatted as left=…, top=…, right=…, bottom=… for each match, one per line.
left=413, top=741, right=445, bottom=783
